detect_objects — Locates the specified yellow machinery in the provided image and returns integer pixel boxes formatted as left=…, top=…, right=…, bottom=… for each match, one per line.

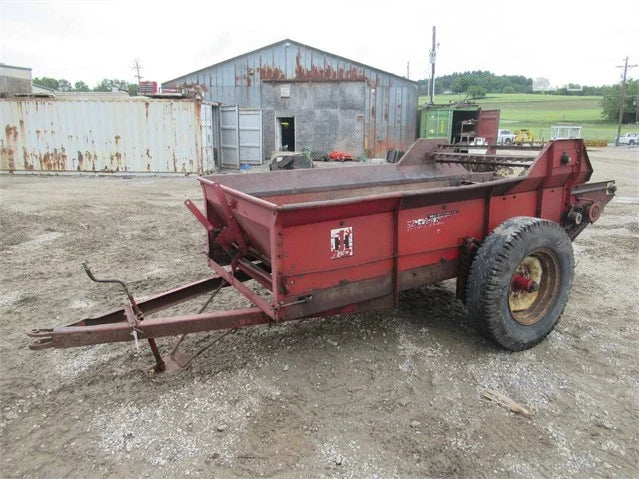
left=515, top=129, right=534, bottom=143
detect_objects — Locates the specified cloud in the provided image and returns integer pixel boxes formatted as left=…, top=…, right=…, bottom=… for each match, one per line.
left=1, top=0, right=635, bottom=87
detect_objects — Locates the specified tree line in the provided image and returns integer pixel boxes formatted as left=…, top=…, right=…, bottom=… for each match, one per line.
left=417, top=71, right=533, bottom=97
left=32, top=77, right=139, bottom=96
left=600, top=79, right=638, bottom=123
left=417, top=71, right=615, bottom=98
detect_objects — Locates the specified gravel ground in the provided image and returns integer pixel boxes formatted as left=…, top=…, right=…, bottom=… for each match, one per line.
left=1, top=148, right=638, bottom=478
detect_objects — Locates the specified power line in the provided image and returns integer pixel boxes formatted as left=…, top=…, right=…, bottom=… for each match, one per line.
left=428, top=26, right=438, bottom=104
left=615, top=57, right=637, bottom=146
left=132, top=58, right=143, bottom=83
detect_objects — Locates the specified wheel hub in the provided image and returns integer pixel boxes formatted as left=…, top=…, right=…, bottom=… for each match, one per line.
left=509, top=256, right=543, bottom=314
left=508, top=249, right=560, bottom=326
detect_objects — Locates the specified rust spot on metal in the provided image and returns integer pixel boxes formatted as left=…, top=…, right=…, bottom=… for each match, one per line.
left=6, top=124, right=18, bottom=142
left=288, top=52, right=371, bottom=83
left=19, top=119, right=26, bottom=141
left=259, top=65, right=286, bottom=81
left=77, top=150, right=84, bottom=171
left=110, top=152, right=122, bottom=168
left=115, top=135, right=121, bottom=144
left=145, top=101, right=150, bottom=120
left=1, top=147, right=13, bottom=172
left=23, top=146, right=34, bottom=170
left=39, top=147, right=66, bottom=171
left=172, top=152, right=177, bottom=172
left=3, top=125, right=18, bottom=172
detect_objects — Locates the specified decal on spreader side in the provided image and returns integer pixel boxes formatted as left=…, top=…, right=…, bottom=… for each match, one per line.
left=330, top=227, right=353, bottom=259
left=406, top=210, right=460, bottom=231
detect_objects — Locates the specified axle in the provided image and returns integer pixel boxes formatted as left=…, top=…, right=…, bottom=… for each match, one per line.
left=512, top=274, right=539, bottom=293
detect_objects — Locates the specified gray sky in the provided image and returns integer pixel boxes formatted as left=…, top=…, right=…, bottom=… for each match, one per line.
left=1, top=0, right=636, bottom=89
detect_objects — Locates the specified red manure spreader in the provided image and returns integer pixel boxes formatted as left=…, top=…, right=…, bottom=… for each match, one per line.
left=28, top=139, right=615, bottom=372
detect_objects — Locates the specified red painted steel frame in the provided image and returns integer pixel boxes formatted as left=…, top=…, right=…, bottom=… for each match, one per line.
left=198, top=139, right=614, bottom=323
left=27, top=140, right=614, bottom=351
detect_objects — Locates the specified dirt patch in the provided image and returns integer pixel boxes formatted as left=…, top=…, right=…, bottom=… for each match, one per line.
left=1, top=149, right=638, bottom=478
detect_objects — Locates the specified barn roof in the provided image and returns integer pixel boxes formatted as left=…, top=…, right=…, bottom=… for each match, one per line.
left=164, top=38, right=416, bottom=85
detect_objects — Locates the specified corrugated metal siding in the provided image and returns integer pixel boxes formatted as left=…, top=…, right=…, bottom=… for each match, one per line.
left=1, top=98, right=203, bottom=174
left=165, top=40, right=418, bottom=158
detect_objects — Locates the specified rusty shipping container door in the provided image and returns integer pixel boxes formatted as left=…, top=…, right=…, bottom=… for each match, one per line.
left=219, top=106, right=263, bottom=168
left=477, top=109, right=500, bottom=145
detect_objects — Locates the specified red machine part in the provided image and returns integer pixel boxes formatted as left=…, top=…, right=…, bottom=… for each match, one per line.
left=585, top=202, right=602, bottom=223
left=27, top=139, right=616, bottom=371
left=328, top=151, right=353, bottom=161
left=512, top=274, right=539, bottom=293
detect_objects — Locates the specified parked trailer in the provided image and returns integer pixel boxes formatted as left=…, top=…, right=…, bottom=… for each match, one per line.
left=28, top=139, right=615, bottom=372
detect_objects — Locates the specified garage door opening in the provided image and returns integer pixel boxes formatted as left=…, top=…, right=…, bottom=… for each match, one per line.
left=277, top=117, right=295, bottom=151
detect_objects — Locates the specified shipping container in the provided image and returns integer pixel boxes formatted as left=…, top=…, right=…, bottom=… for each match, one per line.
left=1, top=97, right=213, bottom=174
left=419, top=104, right=500, bottom=145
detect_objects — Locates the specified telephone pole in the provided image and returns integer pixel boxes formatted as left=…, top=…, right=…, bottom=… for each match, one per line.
left=406, top=61, right=410, bottom=80
left=429, top=26, right=437, bottom=104
left=132, top=58, right=143, bottom=84
left=615, top=57, right=637, bottom=146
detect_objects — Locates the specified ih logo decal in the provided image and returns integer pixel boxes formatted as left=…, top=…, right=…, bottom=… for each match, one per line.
left=330, top=227, right=353, bottom=259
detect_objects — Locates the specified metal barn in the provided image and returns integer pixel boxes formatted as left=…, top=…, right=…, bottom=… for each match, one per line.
left=163, top=39, right=418, bottom=164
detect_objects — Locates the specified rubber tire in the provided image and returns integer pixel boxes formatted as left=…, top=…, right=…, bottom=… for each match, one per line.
left=277, top=156, right=294, bottom=169
left=505, top=138, right=512, bottom=145
left=466, top=217, right=574, bottom=351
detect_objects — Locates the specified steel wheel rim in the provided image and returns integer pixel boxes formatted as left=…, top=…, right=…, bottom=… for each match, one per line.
left=509, top=248, right=560, bottom=325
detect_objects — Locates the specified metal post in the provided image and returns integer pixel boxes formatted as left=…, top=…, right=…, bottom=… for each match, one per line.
left=615, top=57, right=637, bottom=146
left=132, top=59, right=143, bottom=84
left=429, top=26, right=437, bottom=105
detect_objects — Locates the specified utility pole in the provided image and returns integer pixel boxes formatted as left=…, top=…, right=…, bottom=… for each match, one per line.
left=406, top=61, right=410, bottom=80
left=132, top=58, right=143, bottom=84
left=429, top=26, right=438, bottom=104
left=615, top=56, right=637, bottom=146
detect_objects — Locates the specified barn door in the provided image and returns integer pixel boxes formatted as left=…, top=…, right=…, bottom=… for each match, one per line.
left=220, top=106, right=240, bottom=168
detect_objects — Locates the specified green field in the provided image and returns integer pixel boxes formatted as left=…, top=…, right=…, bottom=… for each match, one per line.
left=418, top=93, right=636, bottom=141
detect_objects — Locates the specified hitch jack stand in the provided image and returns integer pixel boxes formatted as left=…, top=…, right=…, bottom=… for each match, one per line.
left=83, top=262, right=166, bottom=372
